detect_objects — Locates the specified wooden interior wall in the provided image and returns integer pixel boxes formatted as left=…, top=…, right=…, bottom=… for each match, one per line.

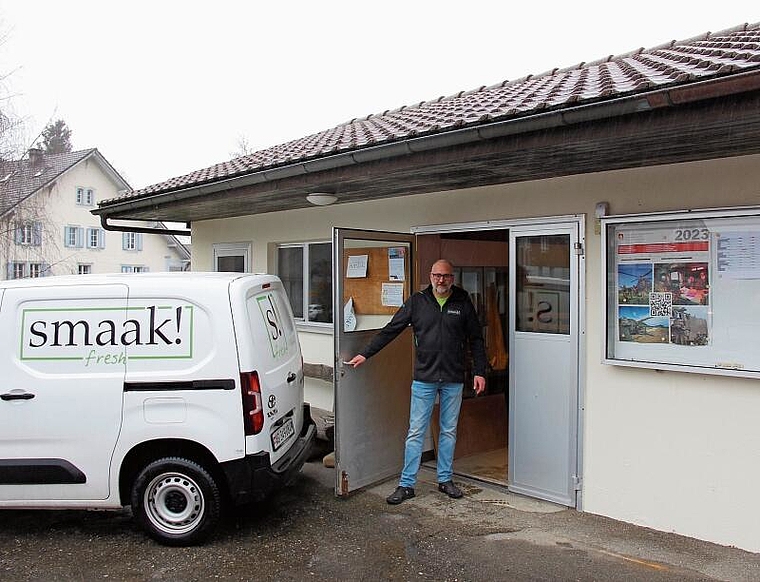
left=416, top=234, right=509, bottom=284
left=432, top=394, right=508, bottom=459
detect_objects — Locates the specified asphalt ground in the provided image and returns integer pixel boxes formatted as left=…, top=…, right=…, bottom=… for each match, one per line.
left=0, top=458, right=758, bottom=581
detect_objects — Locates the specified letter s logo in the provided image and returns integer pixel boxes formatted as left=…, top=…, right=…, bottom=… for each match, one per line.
left=536, top=301, right=553, bottom=324
left=266, top=295, right=283, bottom=340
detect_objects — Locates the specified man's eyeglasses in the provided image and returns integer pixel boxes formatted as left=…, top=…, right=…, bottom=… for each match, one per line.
left=431, top=273, right=453, bottom=280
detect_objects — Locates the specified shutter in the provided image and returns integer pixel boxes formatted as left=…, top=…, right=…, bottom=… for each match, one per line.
left=76, top=227, right=84, bottom=248
left=32, top=222, right=42, bottom=246
left=122, top=232, right=128, bottom=250
left=14, top=224, right=22, bottom=244
left=6, top=262, right=12, bottom=280
left=136, top=233, right=143, bottom=251
left=99, top=229, right=106, bottom=249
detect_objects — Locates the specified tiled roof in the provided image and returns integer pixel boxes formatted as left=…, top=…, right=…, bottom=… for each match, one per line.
left=0, top=149, right=95, bottom=216
left=112, top=22, right=760, bottom=204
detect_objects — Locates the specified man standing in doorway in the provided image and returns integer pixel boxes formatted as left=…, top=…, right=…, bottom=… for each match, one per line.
left=347, top=259, right=486, bottom=504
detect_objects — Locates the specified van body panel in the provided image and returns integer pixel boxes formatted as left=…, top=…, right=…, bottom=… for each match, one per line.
left=0, top=283, right=128, bottom=501
left=232, top=278, right=305, bottom=465
left=0, top=273, right=313, bottom=535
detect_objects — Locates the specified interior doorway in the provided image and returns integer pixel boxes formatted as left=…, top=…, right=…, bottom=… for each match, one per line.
left=417, top=230, right=510, bottom=486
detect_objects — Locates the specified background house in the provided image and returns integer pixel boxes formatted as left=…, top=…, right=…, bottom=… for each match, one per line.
left=1, top=148, right=190, bottom=278
left=94, top=23, right=760, bottom=553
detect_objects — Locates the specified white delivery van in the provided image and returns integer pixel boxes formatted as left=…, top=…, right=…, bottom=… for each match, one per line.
left=0, top=272, right=315, bottom=545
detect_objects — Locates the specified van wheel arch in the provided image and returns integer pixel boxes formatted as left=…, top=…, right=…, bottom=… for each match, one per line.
left=119, top=439, right=225, bottom=506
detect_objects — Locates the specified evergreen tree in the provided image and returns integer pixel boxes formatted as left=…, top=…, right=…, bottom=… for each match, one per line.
left=40, top=119, right=73, bottom=154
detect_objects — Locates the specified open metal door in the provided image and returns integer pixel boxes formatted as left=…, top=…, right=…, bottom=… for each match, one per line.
left=333, top=228, right=415, bottom=496
left=508, top=220, right=581, bottom=506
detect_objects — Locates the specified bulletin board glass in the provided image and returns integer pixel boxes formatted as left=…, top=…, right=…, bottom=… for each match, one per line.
left=603, top=209, right=760, bottom=378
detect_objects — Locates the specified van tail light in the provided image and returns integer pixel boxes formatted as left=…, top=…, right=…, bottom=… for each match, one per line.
left=240, top=371, right=264, bottom=435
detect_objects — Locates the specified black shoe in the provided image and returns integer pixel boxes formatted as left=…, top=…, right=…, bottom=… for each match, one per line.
left=438, top=481, right=463, bottom=499
left=386, top=486, right=415, bottom=505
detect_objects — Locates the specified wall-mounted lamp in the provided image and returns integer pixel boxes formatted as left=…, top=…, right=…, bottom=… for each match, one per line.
left=306, top=193, right=338, bottom=206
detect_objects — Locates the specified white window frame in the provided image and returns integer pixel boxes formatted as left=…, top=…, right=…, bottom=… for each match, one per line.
left=213, top=241, right=251, bottom=273
left=11, top=262, right=25, bottom=279
left=64, top=226, right=84, bottom=248
left=87, top=227, right=105, bottom=249
left=78, top=264, right=92, bottom=275
left=121, top=265, right=148, bottom=273
left=19, top=222, right=33, bottom=245
left=122, top=232, right=143, bottom=251
left=28, top=263, right=42, bottom=278
left=76, top=187, right=94, bottom=206
left=276, top=241, right=332, bottom=327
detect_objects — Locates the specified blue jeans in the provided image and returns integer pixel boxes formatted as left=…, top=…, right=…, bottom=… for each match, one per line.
left=399, top=380, right=463, bottom=488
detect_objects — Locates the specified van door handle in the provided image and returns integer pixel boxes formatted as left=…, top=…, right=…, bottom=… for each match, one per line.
left=286, top=372, right=297, bottom=383
left=1, top=392, right=35, bottom=401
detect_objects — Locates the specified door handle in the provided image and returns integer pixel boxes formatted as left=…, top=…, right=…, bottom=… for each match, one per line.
left=1, top=392, right=35, bottom=401
left=287, top=372, right=297, bottom=383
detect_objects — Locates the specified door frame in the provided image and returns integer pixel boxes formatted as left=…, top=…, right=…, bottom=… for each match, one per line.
left=413, top=215, right=586, bottom=509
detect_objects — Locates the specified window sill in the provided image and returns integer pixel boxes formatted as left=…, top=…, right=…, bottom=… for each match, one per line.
left=295, top=322, right=333, bottom=335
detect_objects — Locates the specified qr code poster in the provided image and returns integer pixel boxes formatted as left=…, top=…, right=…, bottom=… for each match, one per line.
left=649, top=292, right=673, bottom=317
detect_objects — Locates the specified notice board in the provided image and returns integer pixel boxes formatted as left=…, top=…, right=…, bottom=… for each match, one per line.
left=603, top=209, right=760, bottom=378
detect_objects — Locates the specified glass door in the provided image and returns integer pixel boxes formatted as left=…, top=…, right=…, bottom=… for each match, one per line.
left=509, top=222, right=580, bottom=506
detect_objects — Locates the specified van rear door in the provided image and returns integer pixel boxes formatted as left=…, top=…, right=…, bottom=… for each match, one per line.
left=235, top=278, right=304, bottom=464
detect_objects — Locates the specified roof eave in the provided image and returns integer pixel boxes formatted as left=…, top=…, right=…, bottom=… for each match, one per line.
left=93, top=68, right=760, bottom=222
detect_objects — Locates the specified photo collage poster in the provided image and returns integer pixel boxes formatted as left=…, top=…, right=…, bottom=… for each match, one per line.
left=615, top=225, right=710, bottom=346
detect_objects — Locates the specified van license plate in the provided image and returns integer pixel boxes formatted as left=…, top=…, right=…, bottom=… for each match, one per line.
left=271, top=418, right=295, bottom=451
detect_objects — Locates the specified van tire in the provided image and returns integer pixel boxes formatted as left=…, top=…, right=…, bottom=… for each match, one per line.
left=131, top=457, right=221, bottom=546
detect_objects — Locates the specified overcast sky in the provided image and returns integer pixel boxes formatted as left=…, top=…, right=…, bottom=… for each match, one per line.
left=1, top=1, right=758, bottom=189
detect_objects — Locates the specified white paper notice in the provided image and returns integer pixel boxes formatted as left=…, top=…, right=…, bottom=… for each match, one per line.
left=346, top=255, right=368, bottom=278
left=382, top=283, right=404, bottom=307
left=343, top=297, right=357, bottom=332
left=388, top=247, right=406, bottom=281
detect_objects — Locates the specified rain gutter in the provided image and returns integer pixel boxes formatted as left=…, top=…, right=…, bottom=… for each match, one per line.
left=95, top=69, right=760, bottom=237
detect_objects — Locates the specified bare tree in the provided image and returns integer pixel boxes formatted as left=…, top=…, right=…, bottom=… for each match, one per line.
left=0, top=23, right=65, bottom=278
left=229, top=134, right=254, bottom=159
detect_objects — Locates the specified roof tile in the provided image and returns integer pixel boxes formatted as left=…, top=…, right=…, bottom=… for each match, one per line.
left=110, top=22, right=760, bottom=204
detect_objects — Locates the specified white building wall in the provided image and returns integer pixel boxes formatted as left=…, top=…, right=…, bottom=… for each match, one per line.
left=192, top=153, right=760, bottom=552
left=8, top=157, right=185, bottom=275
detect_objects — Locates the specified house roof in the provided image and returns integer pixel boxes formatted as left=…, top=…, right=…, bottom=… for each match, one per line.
left=0, top=148, right=131, bottom=218
left=101, top=21, right=760, bottom=211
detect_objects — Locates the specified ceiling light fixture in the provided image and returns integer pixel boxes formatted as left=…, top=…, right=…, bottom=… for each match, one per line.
left=306, top=193, right=338, bottom=206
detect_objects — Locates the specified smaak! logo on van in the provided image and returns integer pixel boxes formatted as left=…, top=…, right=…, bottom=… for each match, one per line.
left=19, top=304, right=194, bottom=365
left=256, top=293, right=288, bottom=360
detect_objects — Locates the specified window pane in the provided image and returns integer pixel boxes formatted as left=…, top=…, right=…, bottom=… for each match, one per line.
left=308, top=243, right=332, bottom=323
left=278, top=247, right=304, bottom=318
left=516, top=234, right=570, bottom=334
left=217, top=255, right=245, bottom=272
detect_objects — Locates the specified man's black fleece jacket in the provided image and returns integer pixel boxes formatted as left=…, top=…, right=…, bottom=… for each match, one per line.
left=359, top=284, right=487, bottom=384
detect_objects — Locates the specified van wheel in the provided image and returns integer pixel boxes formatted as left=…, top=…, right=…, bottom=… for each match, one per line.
left=131, top=457, right=221, bottom=546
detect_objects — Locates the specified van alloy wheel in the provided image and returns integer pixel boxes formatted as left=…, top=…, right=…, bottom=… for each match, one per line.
left=131, top=457, right=221, bottom=546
